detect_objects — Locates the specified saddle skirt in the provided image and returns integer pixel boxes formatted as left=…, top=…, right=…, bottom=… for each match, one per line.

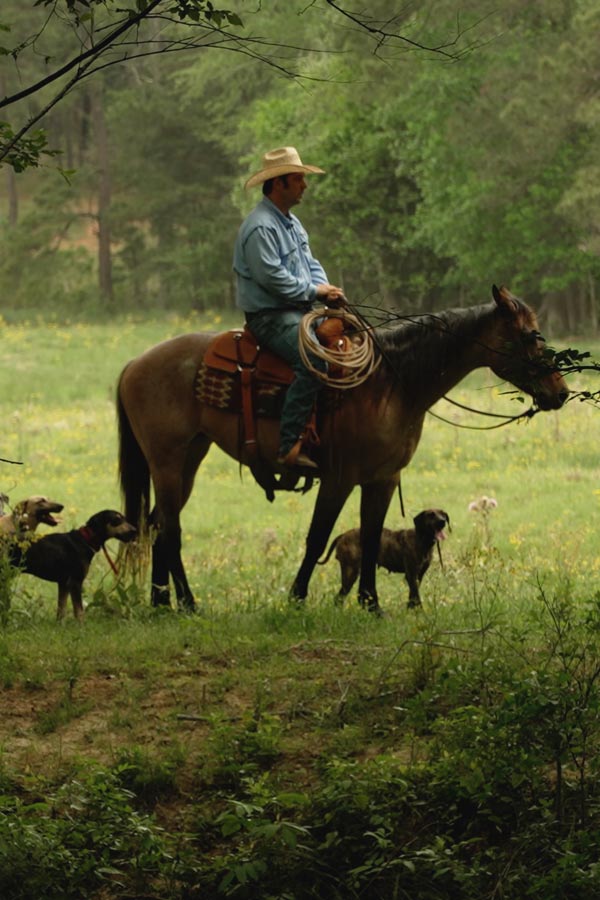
left=195, top=327, right=292, bottom=418
left=195, top=320, right=348, bottom=418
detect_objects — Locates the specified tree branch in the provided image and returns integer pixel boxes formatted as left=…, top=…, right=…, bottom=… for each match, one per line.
left=0, top=0, right=482, bottom=168
left=0, top=0, right=164, bottom=111
left=324, top=0, right=473, bottom=59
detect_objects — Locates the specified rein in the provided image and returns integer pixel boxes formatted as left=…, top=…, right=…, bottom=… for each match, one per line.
left=429, top=395, right=540, bottom=430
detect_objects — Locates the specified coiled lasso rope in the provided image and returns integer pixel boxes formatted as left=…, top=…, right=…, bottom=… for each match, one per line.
left=298, top=306, right=381, bottom=390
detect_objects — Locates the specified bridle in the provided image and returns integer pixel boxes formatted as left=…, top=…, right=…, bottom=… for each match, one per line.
left=347, top=302, right=555, bottom=431
left=427, top=325, right=555, bottom=430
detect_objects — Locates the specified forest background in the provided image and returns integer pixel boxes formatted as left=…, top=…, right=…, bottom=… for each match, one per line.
left=4, top=5, right=600, bottom=897
left=2, top=0, right=600, bottom=334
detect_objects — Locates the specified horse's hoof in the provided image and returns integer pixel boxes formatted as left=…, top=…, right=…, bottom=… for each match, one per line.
left=368, top=604, right=388, bottom=619
left=151, top=586, right=172, bottom=609
left=359, top=593, right=383, bottom=615
left=288, top=592, right=307, bottom=610
left=407, top=600, right=422, bottom=610
left=178, top=601, right=199, bottom=615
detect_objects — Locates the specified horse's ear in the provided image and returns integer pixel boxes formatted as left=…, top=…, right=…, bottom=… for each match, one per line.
left=492, top=284, right=518, bottom=314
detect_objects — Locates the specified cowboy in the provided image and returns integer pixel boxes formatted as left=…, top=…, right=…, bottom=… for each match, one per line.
left=233, top=146, right=345, bottom=470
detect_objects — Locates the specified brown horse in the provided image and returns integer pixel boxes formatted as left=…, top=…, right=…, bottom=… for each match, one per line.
left=116, top=285, right=568, bottom=615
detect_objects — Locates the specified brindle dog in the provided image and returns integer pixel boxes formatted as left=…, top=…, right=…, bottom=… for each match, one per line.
left=319, top=509, right=450, bottom=608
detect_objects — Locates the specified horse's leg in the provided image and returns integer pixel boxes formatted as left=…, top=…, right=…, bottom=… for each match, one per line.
left=149, top=520, right=172, bottom=608
left=358, top=478, right=398, bottom=615
left=149, top=466, right=190, bottom=609
left=291, top=480, right=353, bottom=602
left=151, top=435, right=212, bottom=611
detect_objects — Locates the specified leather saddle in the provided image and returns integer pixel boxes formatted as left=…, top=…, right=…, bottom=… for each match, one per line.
left=203, top=327, right=293, bottom=386
left=196, top=328, right=294, bottom=433
left=196, top=320, right=347, bottom=500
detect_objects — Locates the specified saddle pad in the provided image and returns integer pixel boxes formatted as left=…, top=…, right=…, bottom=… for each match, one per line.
left=196, top=325, right=344, bottom=418
left=195, top=364, right=287, bottom=418
left=204, top=328, right=293, bottom=385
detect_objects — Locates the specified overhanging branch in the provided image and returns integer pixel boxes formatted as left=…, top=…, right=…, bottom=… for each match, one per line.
left=0, top=0, right=164, bottom=111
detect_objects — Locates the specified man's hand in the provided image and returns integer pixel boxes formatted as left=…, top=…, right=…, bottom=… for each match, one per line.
left=315, top=283, right=347, bottom=306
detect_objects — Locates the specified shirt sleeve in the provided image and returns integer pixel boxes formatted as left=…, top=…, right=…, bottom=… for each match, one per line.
left=243, top=225, right=316, bottom=305
left=299, top=225, right=328, bottom=286
left=308, top=252, right=328, bottom=286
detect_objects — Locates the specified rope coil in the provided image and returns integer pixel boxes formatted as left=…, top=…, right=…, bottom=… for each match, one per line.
left=298, top=306, right=381, bottom=389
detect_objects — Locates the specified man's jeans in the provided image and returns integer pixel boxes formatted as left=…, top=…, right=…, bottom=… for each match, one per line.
left=245, top=308, right=325, bottom=455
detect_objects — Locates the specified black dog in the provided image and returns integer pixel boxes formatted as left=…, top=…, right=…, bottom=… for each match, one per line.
left=10, top=510, right=137, bottom=621
left=318, top=508, right=450, bottom=608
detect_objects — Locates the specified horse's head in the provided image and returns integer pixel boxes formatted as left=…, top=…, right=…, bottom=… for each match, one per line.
left=486, top=285, right=569, bottom=411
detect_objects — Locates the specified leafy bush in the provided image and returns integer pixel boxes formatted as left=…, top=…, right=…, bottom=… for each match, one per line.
left=200, top=711, right=284, bottom=788
left=0, top=770, right=173, bottom=899
left=114, top=744, right=185, bottom=807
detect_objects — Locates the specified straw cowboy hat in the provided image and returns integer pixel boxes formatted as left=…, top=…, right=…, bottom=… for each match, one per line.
left=244, top=146, right=325, bottom=190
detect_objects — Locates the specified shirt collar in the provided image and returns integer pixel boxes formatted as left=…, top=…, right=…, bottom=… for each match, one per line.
left=261, top=196, right=295, bottom=229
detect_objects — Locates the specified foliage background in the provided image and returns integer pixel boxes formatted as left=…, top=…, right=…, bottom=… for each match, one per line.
left=3, top=3, right=600, bottom=897
left=2, top=0, right=600, bottom=331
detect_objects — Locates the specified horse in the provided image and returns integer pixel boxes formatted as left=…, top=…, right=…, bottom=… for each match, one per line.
left=116, top=285, right=569, bottom=616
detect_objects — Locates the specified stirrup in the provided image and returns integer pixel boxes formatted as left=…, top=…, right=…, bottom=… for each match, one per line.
left=277, top=439, right=318, bottom=470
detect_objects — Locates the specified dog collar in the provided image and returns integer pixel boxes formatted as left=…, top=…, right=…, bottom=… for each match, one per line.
left=78, top=526, right=103, bottom=553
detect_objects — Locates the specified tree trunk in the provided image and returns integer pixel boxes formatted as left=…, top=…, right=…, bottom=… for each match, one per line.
left=5, top=165, right=18, bottom=227
left=91, top=81, right=113, bottom=304
left=0, top=73, right=18, bottom=226
left=589, top=274, right=598, bottom=334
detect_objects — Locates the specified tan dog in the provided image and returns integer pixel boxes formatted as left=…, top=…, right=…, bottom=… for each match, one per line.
left=319, top=509, right=450, bottom=608
left=0, top=495, right=64, bottom=536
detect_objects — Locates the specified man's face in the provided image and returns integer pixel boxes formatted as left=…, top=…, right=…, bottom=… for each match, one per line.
left=277, top=172, right=307, bottom=208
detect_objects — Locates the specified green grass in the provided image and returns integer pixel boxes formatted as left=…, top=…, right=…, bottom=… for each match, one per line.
left=1, top=315, right=600, bottom=898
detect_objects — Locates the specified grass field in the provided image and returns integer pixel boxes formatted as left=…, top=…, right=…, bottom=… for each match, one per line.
left=1, top=312, right=600, bottom=898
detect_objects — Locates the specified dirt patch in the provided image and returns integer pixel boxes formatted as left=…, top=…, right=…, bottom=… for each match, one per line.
left=0, top=669, right=237, bottom=777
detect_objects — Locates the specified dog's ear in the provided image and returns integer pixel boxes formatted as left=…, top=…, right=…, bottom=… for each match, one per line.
left=13, top=501, right=29, bottom=524
left=443, top=510, right=451, bottom=532
left=413, top=511, right=426, bottom=529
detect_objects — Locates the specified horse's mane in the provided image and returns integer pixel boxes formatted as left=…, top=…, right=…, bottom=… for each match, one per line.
left=372, top=302, right=497, bottom=386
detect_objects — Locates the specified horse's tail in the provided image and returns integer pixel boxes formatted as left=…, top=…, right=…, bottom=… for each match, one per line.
left=117, top=366, right=150, bottom=535
left=317, top=535, right=340, bottom=565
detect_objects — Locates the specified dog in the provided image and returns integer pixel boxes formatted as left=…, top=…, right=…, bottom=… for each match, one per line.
left=318, top=508, right=450, bottom=608
left=0, top=495, right=64, bottom=536
left=10, top=509, right=137, bottom=621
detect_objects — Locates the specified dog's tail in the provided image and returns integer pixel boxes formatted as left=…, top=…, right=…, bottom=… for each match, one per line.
left=116, top=366, right=151, bottom=538
left=317, top=535, right=340, bottom=566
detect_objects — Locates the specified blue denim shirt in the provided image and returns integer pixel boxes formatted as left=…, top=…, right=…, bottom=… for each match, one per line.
left=233, top=197, right=328, bottom=312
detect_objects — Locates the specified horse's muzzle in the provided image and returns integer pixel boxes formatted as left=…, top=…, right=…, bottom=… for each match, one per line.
left=536, top=386, right=569, bottom=411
